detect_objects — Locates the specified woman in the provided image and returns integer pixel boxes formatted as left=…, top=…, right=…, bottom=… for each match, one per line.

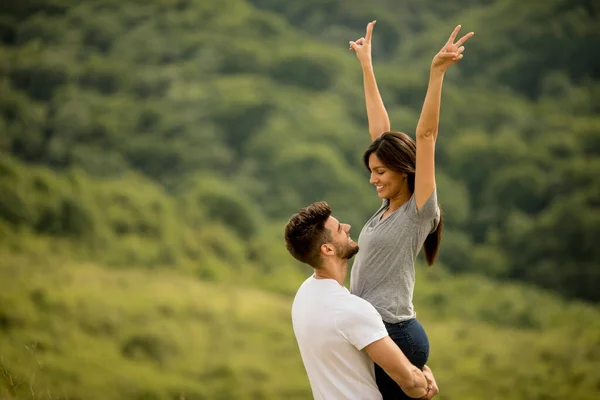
left=348, top=22, right=474, bottom=399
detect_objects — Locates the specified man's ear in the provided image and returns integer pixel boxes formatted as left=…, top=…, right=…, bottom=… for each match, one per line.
left=320, top=243, right=335, bottom=256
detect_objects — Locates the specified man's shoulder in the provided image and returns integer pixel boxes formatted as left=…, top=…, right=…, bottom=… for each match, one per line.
left=323, top=290, right=381, bottom=328
left=293, top=277, right=345, bottom=311
left=337, top=292, right=379, bottom=316
left=293, top=279, right=374, bottom=313
left=293, top=275, right=320, bottom=297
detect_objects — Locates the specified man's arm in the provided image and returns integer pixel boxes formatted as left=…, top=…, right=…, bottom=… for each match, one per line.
left=365, top=336, right=428, bottom=399
left=422, top=365, right=439, bottom=399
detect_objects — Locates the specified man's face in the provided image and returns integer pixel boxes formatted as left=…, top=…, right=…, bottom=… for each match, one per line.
left=324, top=216, right=359, bottom=260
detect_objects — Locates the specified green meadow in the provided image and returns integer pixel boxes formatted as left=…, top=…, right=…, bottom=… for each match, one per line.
left=2, top=253, right=599, bottom=399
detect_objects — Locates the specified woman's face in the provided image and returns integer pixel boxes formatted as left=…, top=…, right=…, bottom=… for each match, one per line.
left=368, top=153, right=405, bottom=199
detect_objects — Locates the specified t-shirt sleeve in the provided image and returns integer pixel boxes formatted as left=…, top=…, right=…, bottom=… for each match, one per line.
left=336, top=297, right=388, bottom=351
left=408, top=189, right=440, bottom=232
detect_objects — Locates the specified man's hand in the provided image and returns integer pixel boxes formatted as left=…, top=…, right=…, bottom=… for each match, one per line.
left=431, top=24, right=474, bottom=74
left=422, top=365, right=439, bottom=399
left=349, top=20, right=376, bottom=67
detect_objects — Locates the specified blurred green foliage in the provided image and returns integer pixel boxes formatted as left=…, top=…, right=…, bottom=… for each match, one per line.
left=0, top=0, right=599, bottom=398
left=1, top=0, right=599, bottom=301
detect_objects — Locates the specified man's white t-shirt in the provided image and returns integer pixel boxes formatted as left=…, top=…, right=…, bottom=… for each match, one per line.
left=292, top=275, right=389, bottom=400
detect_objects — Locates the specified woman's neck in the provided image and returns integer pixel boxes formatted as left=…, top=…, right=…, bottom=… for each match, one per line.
left=387, top=185, right=412, bottom=212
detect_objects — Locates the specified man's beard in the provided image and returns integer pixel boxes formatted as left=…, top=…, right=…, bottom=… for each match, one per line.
left=335, top=242, right=359, bottom=260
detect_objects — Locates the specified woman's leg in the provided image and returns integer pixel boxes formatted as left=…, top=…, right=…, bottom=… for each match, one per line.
left=375, top=319, right=430, bottom=399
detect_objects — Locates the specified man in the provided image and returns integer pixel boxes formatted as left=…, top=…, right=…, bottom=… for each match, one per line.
left=284, top=201, right=439, bottom=399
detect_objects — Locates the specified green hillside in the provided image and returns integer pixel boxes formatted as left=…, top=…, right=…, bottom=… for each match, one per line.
left=1, top=254, right=599, bottom=400
left=1, top=0, right=599, bottom=398
left=1, top=0, right=598, bottom=300
left=0, top=254, right=309, bottom=400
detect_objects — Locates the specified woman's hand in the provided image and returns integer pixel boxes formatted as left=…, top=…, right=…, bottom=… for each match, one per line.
left=431, top=25, right=474, bottom=74
left=349, top=20, right=376, bottom=67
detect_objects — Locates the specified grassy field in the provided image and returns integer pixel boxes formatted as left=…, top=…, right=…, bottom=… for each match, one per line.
left=1, top=252, right=599, bottom=399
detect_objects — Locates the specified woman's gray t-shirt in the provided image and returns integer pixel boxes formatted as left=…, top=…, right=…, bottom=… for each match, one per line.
left=350, top=190, right=440, bottom=323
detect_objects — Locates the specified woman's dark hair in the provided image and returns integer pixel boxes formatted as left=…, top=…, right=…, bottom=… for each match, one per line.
left=284, top=201, right=333, bottom=268
left=362, top=132, right=444, bottom=266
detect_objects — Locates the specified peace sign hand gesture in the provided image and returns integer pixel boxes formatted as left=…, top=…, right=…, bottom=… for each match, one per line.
left=349, top=20, right=376, bottom=67
left=431, top=25, right=474, bottom=73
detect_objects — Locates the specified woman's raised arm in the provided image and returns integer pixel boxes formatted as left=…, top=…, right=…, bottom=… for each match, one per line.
left=350, top=21, right=390, bottom=142
left=414, top=25, right=474, bottom=211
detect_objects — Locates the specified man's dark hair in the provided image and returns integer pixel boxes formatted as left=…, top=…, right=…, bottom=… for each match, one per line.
left=284, top=201, right=332, bottom=268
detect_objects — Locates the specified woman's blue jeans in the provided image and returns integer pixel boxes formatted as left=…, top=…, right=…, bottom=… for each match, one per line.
left=375, top=318, right=430, bottom=399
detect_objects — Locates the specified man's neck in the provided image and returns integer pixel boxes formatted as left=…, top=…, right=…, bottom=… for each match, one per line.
left=313, top=260, right=347, bottom=286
